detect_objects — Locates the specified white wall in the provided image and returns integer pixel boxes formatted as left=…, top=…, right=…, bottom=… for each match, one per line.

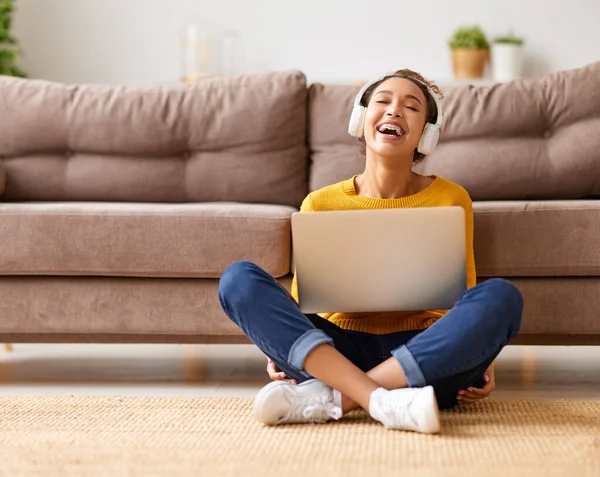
left=12, top=0, right=600, bottom=86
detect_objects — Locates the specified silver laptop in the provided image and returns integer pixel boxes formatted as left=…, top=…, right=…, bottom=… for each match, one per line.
left=291, top=207, right=466, bottom=314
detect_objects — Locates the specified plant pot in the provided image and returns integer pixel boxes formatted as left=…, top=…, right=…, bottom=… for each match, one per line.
left=450, top=48, right=488, bottom=79
left=492, top=43, right=523, bottom=82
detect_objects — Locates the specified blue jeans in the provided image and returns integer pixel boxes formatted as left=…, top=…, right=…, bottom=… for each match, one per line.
left=219, top=261, right=523, bottom=410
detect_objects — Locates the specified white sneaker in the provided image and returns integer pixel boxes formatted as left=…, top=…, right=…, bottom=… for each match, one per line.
left=253, top=379, right=343, bottom=425
left=369, top=386, right=441, bottom=433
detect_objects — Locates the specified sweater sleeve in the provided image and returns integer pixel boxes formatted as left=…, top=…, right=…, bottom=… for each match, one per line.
left=299, top=194, right=313, bottom=213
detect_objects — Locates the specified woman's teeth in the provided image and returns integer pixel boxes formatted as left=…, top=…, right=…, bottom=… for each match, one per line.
left=377, top=124, right=403, bottom=136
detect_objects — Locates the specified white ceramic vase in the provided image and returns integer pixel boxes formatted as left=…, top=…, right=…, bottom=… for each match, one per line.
left=491, top=43, right=523, bottom=82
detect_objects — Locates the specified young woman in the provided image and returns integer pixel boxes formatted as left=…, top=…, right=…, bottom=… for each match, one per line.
left=218, top=69, right=523, bottom=434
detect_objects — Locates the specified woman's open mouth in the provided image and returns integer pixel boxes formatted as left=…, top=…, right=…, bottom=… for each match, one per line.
left=376, top=123, right=405, bottom=141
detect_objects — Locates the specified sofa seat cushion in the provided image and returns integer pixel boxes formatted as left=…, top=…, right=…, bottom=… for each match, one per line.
left=0, top=202, right=295, bottom=278
left=0, top=275, right=295, bottom=337
left=474, top=200, right=600, bottom=277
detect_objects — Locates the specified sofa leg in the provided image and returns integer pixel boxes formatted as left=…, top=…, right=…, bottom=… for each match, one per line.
left=3, top=343, right=13, bottom=352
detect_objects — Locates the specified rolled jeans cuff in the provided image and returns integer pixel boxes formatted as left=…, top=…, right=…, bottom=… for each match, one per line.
left=392, top=345, right=427, bottom=388
left=288, top=328, right=335, bottom=376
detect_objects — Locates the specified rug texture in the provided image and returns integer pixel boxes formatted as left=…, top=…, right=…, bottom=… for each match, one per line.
left=1, top=396, right=599, bottom=477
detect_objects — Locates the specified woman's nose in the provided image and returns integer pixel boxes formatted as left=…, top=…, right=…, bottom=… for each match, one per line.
left=386, top=106, right=403, bottom=118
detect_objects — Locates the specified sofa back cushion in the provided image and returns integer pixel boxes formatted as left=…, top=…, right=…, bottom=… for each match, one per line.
left=0, top=70, right=308, bottom=207
left=307, top=84, right=360, bottom=192
left=308, top=62, right=600, bottom=200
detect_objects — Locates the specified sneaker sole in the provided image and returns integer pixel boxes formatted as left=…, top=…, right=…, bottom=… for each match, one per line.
left=253, top=379, right=317, bottom=425
left=252, top=380, right=288, bottom=424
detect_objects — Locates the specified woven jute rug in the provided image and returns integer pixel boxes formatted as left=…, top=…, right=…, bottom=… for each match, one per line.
left=1, top=396, right=599, bottom=477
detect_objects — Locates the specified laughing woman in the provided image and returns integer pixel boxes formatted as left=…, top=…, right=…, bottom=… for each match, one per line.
left=218, top=69, right=523, bottom=433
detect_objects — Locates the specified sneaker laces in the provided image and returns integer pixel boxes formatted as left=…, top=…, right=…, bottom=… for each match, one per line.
left=280, top=392, right=342, bottom=424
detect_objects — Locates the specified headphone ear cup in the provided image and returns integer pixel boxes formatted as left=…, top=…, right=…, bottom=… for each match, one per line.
left=417, top=124, right=440, bottom=155
left=348, top=105, right=367, bottom=137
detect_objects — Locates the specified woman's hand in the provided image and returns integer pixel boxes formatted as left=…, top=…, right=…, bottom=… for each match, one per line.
left=266, top=357, right=297, bottom=384
left=457, top=365, right=495, bottom=404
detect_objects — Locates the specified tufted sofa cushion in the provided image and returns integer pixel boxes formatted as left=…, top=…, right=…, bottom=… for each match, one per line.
left=0, top=70, right=308, bottom=207
left=419, top=62, right=600, bottom=200
left=308, top=62, right=600, bottom=200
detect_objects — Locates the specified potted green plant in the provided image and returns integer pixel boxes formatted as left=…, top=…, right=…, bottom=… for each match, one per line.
left=492, top=31, right=525, bottom=82
left=448, top=26, right=489, bottom=79
left=0, top=0, right=26, bottom=77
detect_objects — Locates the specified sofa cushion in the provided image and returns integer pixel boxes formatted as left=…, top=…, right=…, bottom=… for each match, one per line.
left=419, top=62, right=600, bottom=200
left=308, top=62, right=600, bottom=200
left=307, top=83, right=359, bottom=192
left=0, top=275, right=295, bottom=337
left=490, top=277, right=600, bottom=336
left=2, top=276, right=600, bottom=338
left=474, top=200, right=600, bottom=277
left=0, top=202, right=295, bottom=278
left=0, top=70, right=308, bottom=207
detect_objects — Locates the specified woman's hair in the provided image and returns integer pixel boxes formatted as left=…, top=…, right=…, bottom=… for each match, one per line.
left=358, top=69, right=443, bottom=164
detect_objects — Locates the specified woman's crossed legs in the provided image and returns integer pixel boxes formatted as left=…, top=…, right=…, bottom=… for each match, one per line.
left=219, top=261, right=523, bottom=432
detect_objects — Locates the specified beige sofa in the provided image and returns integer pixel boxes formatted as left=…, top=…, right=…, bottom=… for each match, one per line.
left=1, top=63, right=599, bottom=345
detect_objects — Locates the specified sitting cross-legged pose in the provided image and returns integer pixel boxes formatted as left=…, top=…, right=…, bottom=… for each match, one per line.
left=219, top=69, right=523, bottom=434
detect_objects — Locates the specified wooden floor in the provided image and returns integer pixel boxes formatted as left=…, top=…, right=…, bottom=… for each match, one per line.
left=1, top=343, right=599, bottom=399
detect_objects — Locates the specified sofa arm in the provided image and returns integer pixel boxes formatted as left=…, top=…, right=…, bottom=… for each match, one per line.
left=0, top=159, right=5, bottom=196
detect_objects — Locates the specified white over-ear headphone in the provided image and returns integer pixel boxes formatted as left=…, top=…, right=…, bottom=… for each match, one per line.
left=348, top=73, right=443, bottom=155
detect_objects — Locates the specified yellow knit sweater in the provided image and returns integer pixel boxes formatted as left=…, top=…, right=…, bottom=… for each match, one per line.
left=291, top=175, right=477, bottom=335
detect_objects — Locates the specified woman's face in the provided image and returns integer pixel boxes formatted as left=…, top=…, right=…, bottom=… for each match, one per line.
left=363, top=77, right=428, bottom=159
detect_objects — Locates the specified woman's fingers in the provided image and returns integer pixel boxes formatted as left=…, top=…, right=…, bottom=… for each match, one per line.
left=457, top=388, right=482, bottom=397
left=266, top=360, right=295, bottom=382
left=482, top=380, right=496, bottom=394
left=266, top=361, right=281, bottom=379
left=457, top=392, right=481, bottom=404
left=265, top=356, right=297, bottom=384
left=457, top=389, right=484, bottom=403
left=458, top=396, right=478, bottom=404
left=463, top=393, right=481, bottom=401
left=467, top=386, right=488, bottom=396
left=457, top=384, right=494, bottom=403
left=269, top=370, right=296, bottom=384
